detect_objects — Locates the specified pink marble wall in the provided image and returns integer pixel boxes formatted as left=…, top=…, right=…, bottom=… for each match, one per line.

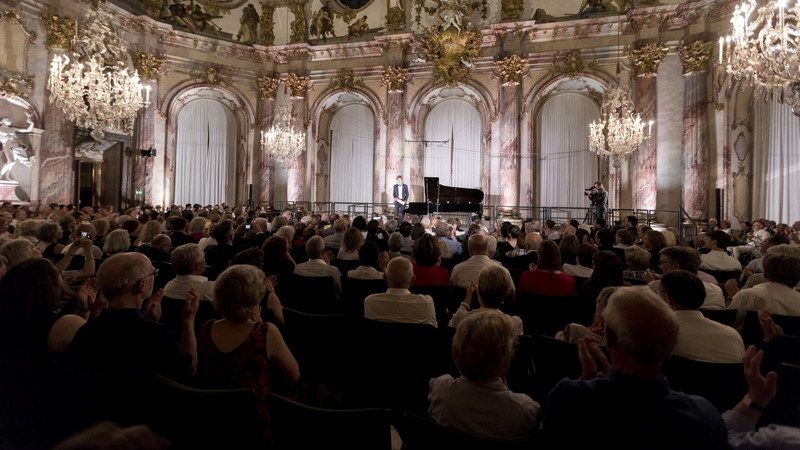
left=612, top=158, right=622, bottom=209
left=633, top=75, right=657, bottom=210
left=682, top=71, right=710, bottom=219
left=259, top=99, right=275, bottom=202
left=373, top=112, right=383, bottom=204
left=385, top=91, right=403, bottom=205
left=164, top=118, right=175, bottom=207
left=499, top=84, right=519, bottom=209
left=286, top=98, right=306, bottom=202
left=482, top=126, right=493, bottom=207
left=40, top=103, right=74, bottom=205
left=133, top=84, right=156, bottom=207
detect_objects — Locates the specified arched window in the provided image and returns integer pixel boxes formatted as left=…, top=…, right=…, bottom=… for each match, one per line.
left=174, top=99, right=237, bottom=206
left=329, top=104, right=375, bottom=204
left=424, top=99, right=482, bottom=188
left=539, top=94, right=600, bottom=212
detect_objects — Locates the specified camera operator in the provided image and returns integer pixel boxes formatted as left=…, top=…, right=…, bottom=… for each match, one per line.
left=585, top=181, right=608, bottom=221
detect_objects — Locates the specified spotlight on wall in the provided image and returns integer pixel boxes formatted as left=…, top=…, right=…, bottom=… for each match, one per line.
left=140, top=147, right=157, bottom=157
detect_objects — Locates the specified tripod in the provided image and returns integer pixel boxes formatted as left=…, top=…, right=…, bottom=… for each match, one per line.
left=583, top=204, right=596, bottom=225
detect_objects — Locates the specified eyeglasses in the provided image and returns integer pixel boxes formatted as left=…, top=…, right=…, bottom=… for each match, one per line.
left=141, top=268, right=160, bottom=281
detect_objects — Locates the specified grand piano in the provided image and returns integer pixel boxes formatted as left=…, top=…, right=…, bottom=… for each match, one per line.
left=404, top=177, right=484, bottom=217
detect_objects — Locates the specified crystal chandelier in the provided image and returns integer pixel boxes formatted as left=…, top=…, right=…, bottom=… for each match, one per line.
left=588, top=80, right=652, bottom=159
left=720, top=0, right=800, bottom=115
left=47, top=6, right=150, bottom=140
left=260, top=102, right=306, bottom=161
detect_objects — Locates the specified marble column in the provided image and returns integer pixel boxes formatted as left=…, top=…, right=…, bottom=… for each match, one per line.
left=385, top=91, right=404, bottom=205
left=286, top=98, right=306, bottom=202
left=610, top=157, right=622, bottom=210
left=132, top=80, right=156, bottom=207
left=499, top=84, right=520, bottom=209
left=27, top=129, right=44, bottom=206
left=258, top=98, right=276, bottom=202
left=40, top=95, right=74, bottom=205
left=633, top=75, right=657, bottom=210
left=681, top=70, right=710, bottom=219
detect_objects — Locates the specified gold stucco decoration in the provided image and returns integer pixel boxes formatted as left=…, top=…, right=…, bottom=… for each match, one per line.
left=41, top=14, right=81, bottom=51
left=331, top=69, right=364, bottom=93
left=381, top=66, right=409, bottom=93
left=256, top=74, right=280, bottom=99
left=289, top=1, right=306, bottom=43
left=130, top=52, right=166, bottom=80
left=261, top=4, right=276, bottom=46
left=501, top=0, right=524, bottom=22
left=190, top=66, right=232, bottom=89
left=494, top=54, right=526, bottom=86
left=678, top=40, right=715, bottom=74
left=626, top=43, right=668, bottom=77
left=283, top=73, right=310, bottom=99
left=385, top=0, right=405, bottom=33
left=548, top=50, right=598, bottom=79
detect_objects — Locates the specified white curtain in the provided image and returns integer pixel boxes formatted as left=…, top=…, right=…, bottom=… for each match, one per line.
left=329, top=104, right=375, bottom=204
left=175, top=99, right=237, bottom=206
left=539, top=93, right=600, bottom=211
left=753, top=99, right=800, bottom=223
left=424, top=99, right=482, bottom=188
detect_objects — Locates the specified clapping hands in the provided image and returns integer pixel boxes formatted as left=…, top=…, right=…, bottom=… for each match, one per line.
left=577, top=337, right=609, bottom=380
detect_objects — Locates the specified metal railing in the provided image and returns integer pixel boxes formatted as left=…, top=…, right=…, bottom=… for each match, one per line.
left=679, top=205, right=698, bottom=248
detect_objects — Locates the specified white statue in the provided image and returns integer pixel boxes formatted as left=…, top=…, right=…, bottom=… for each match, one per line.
left=0, top=114, right=34, bottom=181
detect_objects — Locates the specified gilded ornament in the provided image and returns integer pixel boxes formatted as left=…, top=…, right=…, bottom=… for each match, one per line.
left=626, top=43, right=668, bottom=77
left=289, top=1, right=306, bottom=44
left=283, top=73, right=310, bottom=99
left=385, top=0, right=405, bottom=33
left=501, top=0, right=524, bottom=22
left=256, top=74, right=280, bottom=99
left=337, top=6, right=357, bottom=23
left=678, top=40, right=714, bottom=74
left=130, top=52, right=166, bottom=80
left=413, top=0, right=486, bottom=29
left=190, top=66, right=232, bottom=88
left=0, top=76, right=33, bottom=99
left=261, top=4, right=276, bottom=46
left=42, top=14, right=81, bottom=51
left=494, top=54, right=526, bottom=86
left=549, top=50, right=595, bottom=80
left=156, top=109, right=168, bottom=119
left=586, top=86, right=603, bottom=105
left=381, top=66, right=409, bottom=92
left=145, top=0, right=162, bottom=15
left=331, top=69, right=364, bottom=93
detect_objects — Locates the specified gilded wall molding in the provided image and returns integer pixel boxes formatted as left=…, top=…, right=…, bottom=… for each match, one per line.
left=494, top=54, right=526, bottom=86
left=381, top=66, right=409, bottom=93
left=256, top=74, right=280, bottom=100
left=284, top=73, right=310, bottom=99
left=190, top=66, right=233, bottom=88
left=626, top=43, right=668, bottom=77
left=41, top=14, right=80, bottom=51
left=130, top=52, right=166, bottom=80
left=678, top=40, right=714, bottom=74
left=330, top=69, right=364, bottom=93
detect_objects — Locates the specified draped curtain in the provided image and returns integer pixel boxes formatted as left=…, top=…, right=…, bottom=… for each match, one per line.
left=424, top=99, right=482, bottom=188
left=752, top=99, right=800, bottom=223
left=539, top=94, right=600, bottom=212
left=329, top=104, right=375, bottom=204
left=175, top=99, right=237, bottom=206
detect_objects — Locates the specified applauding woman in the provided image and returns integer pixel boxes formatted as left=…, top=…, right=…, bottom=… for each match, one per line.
left=518, top=240, right=576, bottom=296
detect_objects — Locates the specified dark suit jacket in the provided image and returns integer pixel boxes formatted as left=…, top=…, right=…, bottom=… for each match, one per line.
left=144, top=247, right=171, bottom=263
left=393, top=184, right=409, bottom=203
left=169, top=231, right=195, bottom=247
left=204, top=244, right=248, bottom=270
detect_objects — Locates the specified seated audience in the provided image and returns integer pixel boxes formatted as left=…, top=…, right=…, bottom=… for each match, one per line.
left=36, top=222, right=65, bottom=255
left=647, top=246, right=726, bottom=310
left=387, top=232, right=412, bottom=262
left=261, top=236, right=296, bottom=274
left=294, top=236, right=341, bottom=297
left=578, top=251, right=628, bottom=300
left=596, top=228, right=624, bottom=262
left=642, top=230, right=667, bottom=271
left=17, top=219, right=40, bottom=245
left=323, top=219, right=346, bottom=251
left=61, top=224, right=104, bottom=259
left=230, top=247, right=265, bottom=268
left=196, top=264, right=298, bottom=439
left=518, top=240, right=577, bottom=296
left=437, top=224, right=462, bottom=256
left=135, top=220, right=162, bottom=250
left=661, top=230, right=677, bottom=247
left=429, top=310, right=539, bottom=438
left=144, top=235, right=172, bottom=263
left=623, top=245, right=651, bottom=282
left=556, top=286, right=618, bottom=344
left=347, top=242, right=385, bottom=280
left=204, top=221, right=246, bottom=269
left=700, top=230, right=742, bottom=271
left=542, top=287, right=729, bottom=448
left=448, top=265, right=523, bottom=335
left=728, top=219, right=770, bottom=260
left=364, top=257, right=436, bottom=327
left=562, top=243, right=597, bottom=278
left=337, top=227, right=364, bottom=260
left=399, top=221, right=414, bottom=253
left=164, top=244, right=215, bottom=301
left=660, top=270, right=745, bottom=363
left=728, top=253, right=800, bottom=328
left=615, top=229, right=634, bottom=251
left=559, top=235, right=579, bottom=265
left=365, top=219, right=388, bottom=252
left=102, top=229, right=131, bottom=257
left=450, top=235, right=508, bottom=288
left=67, top=253, right=200, bottom=381
left=52, top=421, right=170, bottom=450
left=168, top=217, right=195, bottom=247
left=188, top=217, right=206, bottom=242
left=412, top=234, right=449, bottom=287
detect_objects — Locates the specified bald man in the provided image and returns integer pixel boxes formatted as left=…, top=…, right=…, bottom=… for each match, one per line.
left=323, top=219, right=346, bottom=250
left=67, top=253, right=200, bottom=381
left=450, top=235, right=509, bottom=288
left=364, top=258, right=437, bottom=327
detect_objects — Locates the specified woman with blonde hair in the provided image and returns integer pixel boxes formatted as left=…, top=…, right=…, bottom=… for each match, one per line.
left=102, top=229, right=131, bottom=257
left=189, top=217, right=207, bottom=242
left=661, top=230, right=676, bottom=247
left=135, top=220, right=162, bottom=247
left=338, top=226, right=363, bottom=260
left=623, top=245, right=650, bottom=282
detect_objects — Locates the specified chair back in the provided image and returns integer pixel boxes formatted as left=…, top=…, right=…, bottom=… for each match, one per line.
left=161, top=297, right=221, bottom=337
left=742, top=311, right=800, bottom=348
left=758, top=363, right=800, bottom=428
left=151, top=261, right=176, bottom=291
left=505, top=334, right=536, bottom=397
left=508, top=268, right=525, bottom=288
left=514, top=291, right=595, bottom=338
left=0, top=359, right=58, bottom=449
left=147, top=374, right=261, bottom=449
left=530, top=335, right=582, bottom=404
left=661, top=356, right=747, bottom=412
left=267, top=393, right=391, bottom=450
left=703, top=269, right=742, bottom=284
left=339, top=276, right=388, bottom=316
left=282, top=308, right=354, bottom=387
left=331, top=258, right=362, bottom=276
left=273, top=273, right=337, bottom=314
left=401, top=413, right=545, bottom=450
left=409, top=285, right=452, bottom=328
left=699, top=309, right=738, bottom=328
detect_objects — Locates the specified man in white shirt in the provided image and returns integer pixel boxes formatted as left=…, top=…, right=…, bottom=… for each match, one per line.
left=61, top=223, right=103, bottom=259
left=421, top=217, right=435, bottom=236
left=701, top=230, right=743, bottom=272
left=659, top=270, right=745, bottom=363
left=728, top=220, right=770, bottom=261
left=364, top=257, right=436, bottom=327
left=164, top=244, right=215, bottom=301
left=294, top=235, right=341, bottom=297
left=647, top=246, right=725, bottom=309
left=728, top=253, right=800, bottom=329
left=450, top=235, right=508, bottom=288
left=347, top=242, right=386, bottom=280
left=323, top=219, right=346, bottom=251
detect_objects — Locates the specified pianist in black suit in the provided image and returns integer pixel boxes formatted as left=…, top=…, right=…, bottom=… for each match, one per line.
left=393, top=175, right=409, bottom=221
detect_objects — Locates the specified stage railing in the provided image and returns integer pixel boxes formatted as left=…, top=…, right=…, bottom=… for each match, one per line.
left=679, top=206, right=698, bottom=248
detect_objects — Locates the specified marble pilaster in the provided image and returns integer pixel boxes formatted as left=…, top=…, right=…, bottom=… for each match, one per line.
left=258, top=98, right=276, bottom=202
left=132, top=81, right=157, bottom=207
left=499, top=84, right=519, bottom=209
left=27, top=129, right=44, bottom=206
left=681, top=70, right=710, bottom=219
left=385, top=91, right=404, bottom=205
left=610, top=157, right=622, bottom=210
left=633, top=75, right=657, bottom=210
left=286, top=97, right=306, bottom=202
left=40, top=97, right=74, bottom=206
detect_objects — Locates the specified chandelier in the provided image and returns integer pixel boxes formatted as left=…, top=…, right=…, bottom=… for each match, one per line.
left=47, top=6, right=149, bottom=140
left=260, top=102, right=306, bottom=161
left=588, top=80, right=653, bottom=159
left=721, top=0, right=800, bottom=115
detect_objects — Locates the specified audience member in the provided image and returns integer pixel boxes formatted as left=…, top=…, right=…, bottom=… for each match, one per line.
left=229, top=247, right=264, bottom=268
left=364, top=257, right=437, bottom=327
left=578, top=251, right=628, bottom=300
left=337, top=227, right=364, bottom=260
left=450, top=235, right=508, bottom=288
left=518, top=240, right=576, bottom=296
left=622, top=245, right=650, bottom=283
left=729, top=220, right=770, bottom=260
left=102, top=229, right=131, bottom=257
left=647, top=246, right=726, bottom=310
left=410, top=234, right=449, bottom=287
left=556, top=286, right=618, bottom=344
left=387, top=232, right=412, bottom=262
left=204, top=221, right=246, bottom=269
left=262, top=236, right=296, bottom=274
left=37, top=222, right=65, bottom=255
left=437, top=224, right=462, bottom=256
left=188, top=217, right=206, bottom=242
left=562, top=243, right=597, bottom=278
left=144, top=235, right=172, bottom=263
left=347, top=242, right=386, bottom=280
left=168, top=217, right=195, bottom=247
left=448, top=265, right=523, bottom=335
left=164, top=244, right=214, bottom=301
left=700, top=230, right=742, bottom=271
left=324, top=219, right=346, bottom=250
left=642, top=230, right=667, bottom=271
left=294, top=236, right=341, bottom=297
left=728, top=253, right=800, bottom=328
left=61, top=224, right=103, bottom=259
left=559, top=235, right=579, bottom=265
left=659, top=270, right=745, bottom=363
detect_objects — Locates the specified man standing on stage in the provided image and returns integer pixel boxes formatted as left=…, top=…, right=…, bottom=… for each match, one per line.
left=589, top=181, right=608, bottom=221
left=393, top=175, right=409, bottom=221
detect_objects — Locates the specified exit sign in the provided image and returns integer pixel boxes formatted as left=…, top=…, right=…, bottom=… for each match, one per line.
left=135, top=189, right=143, bottom=195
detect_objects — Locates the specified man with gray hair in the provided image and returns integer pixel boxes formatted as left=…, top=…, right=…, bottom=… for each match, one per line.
left=450, top=235, right=508, bottom=288
left=543, top=287, right=729, bottom=448
left=323, top=219, right=346, bottom=251
left=421, top=217, right=434, bottom=236
left=728, top=253, right=800, bottom=328
left=144, top=234, right=172, bottom=263
left=436, top=224, right=462, bottom=256
left=164, top=244, right=215, bottom=301
left=646, top=245, right=726, bottom=309
left=364, top=257, right=436, bottom=327
left=67, top=253, right=200, bottom=381
left=294, top=235, right=341, bottom=297
left=384, top=219, right=398, bottom=234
